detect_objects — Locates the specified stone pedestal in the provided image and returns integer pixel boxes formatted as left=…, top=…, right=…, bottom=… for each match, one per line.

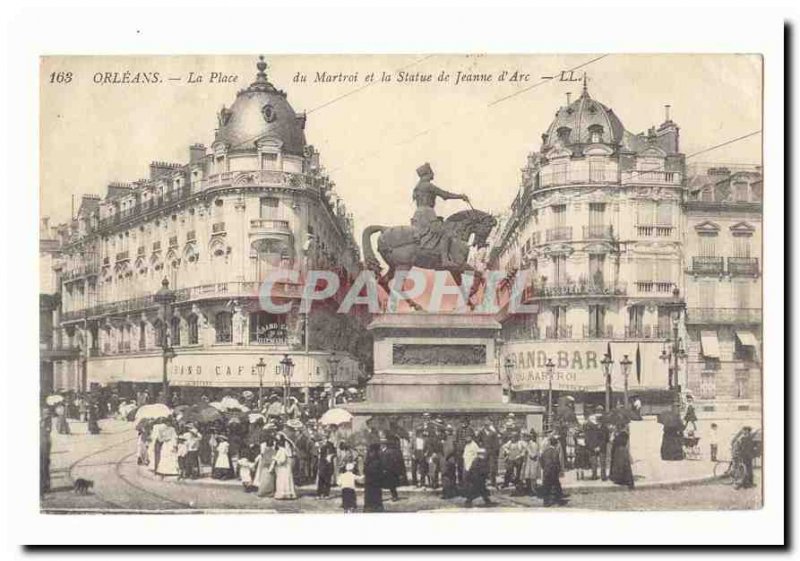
left=344, top=313, right=544, bottom=430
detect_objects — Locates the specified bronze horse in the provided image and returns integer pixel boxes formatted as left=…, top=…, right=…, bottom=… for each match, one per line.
left=361, top=209, right=497, bottom=310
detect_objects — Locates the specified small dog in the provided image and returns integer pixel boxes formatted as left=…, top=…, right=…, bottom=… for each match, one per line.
left=73, top=478, right=94, bottom=495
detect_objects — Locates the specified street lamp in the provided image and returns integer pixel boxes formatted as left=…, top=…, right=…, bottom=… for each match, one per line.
left=328, top=351, right=341, bottom=409
left=545, top=357, right=555, bottom=432
left=619, top=354, right=633, bottom=408
left=279, top=354, right=295, bottom=407
left=153, top=277, right=176, bottom=404
left=601, top=353, right=613, bottom=412
left=255, top=357, right=267, bottom=410
left=503, top=356, right=514, bottom=402
left=660, top=309, right=688, bottom=413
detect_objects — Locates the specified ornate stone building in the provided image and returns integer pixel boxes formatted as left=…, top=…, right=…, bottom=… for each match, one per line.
left=683, top=165, right=762, bottom=415
left=488, top=82, right=687, bottom=409
left=50, top=58, right=364, bottom=399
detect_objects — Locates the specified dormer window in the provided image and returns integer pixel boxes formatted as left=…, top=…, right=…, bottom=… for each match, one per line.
left=588, top=124, right=604, bottom=144
left=556, top=126, right=571, bottom=144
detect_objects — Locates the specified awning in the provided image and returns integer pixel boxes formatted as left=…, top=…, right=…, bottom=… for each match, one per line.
left=736, top=331, right=759, bottom=348
left=700, top=331, right=720, bottom=358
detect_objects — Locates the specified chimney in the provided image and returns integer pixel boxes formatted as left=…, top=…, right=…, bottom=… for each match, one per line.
left=566, top=92, right=572, bottom=105
left=189, top=144, right=206, bottom=164
left=664, top=104, right=671, bottom=122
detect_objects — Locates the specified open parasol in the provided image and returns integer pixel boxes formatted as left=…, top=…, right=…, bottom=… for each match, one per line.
left=318, top=407, right=353, bottom=426
left=285, top=418, right=304, bottom=430
left=133, top=403, right=171, bottom=422
left=248, top=413, right=266, bottom=424
left=208, top=401, right=225, bottom=411
left=45, top=395, right=64, bottom=406
left=220, top=396, right=247, bottom=411
left=657, top=410, right=683, bottom=430
left=183, top=404, right=223, bottom=424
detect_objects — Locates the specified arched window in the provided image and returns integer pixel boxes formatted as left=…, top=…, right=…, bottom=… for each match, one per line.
left=152, top=319, right=165, bottom=348
left=188, top=314, right=199, bottom=345
left=249, top=311, right=287, bottom=344
left=215, top=312, right=232, bottom=343
left=170, top=316, right=181, bottom=347
left=252, top=238, right=284, bottom=281
left=588, top=124, right=604, bottom=144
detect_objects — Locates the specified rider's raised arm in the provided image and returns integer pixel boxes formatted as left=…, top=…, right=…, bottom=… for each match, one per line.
left=430, top=183, right=467, bottom=201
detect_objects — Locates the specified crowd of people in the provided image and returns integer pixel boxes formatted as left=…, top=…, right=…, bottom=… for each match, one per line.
left=41, top=384, right=760, bottom=507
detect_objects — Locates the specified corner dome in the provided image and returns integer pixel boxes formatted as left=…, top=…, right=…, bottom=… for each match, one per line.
left=542, top=80, right=625, bottom=149
left=214, top=57, right=307, bottom=156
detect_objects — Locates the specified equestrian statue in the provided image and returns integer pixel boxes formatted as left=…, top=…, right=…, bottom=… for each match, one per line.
left=362, top=162, right=497, bottom=310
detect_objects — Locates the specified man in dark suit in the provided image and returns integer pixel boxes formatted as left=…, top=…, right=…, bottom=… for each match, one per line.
left=585, top=406, right=610, bottom=480
left=464, top=449, right=495, bottom=507
left=478, top=421, right=501, bottom=487
left=540, top=437, right=568, bottom=507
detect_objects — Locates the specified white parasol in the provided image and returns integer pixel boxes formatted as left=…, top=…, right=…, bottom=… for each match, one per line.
left=133, top=403, right=171, bottom=422
left=208, top=401, right=225, bottom=411
left=45, top=395, right=64, bottom=406
left=248, top=413, right=266, bottom=424
left=220, top=396, right=246, bottom=410
left=318, top=408, right=353, bottom=426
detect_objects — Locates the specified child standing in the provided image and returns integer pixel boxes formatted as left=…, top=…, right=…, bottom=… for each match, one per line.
left=176, top=437, right=188, bottom=480
left=709, top=423, right=719, bottom=462
left=339, top=462, right=360, bottom=513
left=573, top=430, right=590, bottom=481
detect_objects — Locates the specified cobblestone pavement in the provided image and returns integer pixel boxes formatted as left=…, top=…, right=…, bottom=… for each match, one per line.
left=41, top=419, right=762, bottom=514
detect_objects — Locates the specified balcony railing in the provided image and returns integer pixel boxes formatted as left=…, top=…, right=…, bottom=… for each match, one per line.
left=636, top=225, right=675, bottom=238
left=212, top=222, right=226, bottom=234
left=582, top=325, right=614, bottom=339
left=583, top=225, right=613, bottom=240
left=692, top=256, right=724, bottom=275
left=186, top=230, right=196, bottom=242
left=250, top=219, right=291, bottom=232
left=686, top=308, right=762, bottom=324
left=62, top=261, right=101, bottom=281
left=624, top=325, right=671, bottom=339
left=545, top=326, right=572, bottom=339
left=115, top=251, right=129, bottom=262
left=153, top=241, right=161, bottom=251
left=621, top=170, right=682, bottom=185
left=545, top=226, right=572, bottom=242
left=522, top=280, right=627, bottom=301
left=169, top=236, right=179, bottom=248
left=727, top=257, right=759, bottom=276
left=634, top=281, right=675, bottom=294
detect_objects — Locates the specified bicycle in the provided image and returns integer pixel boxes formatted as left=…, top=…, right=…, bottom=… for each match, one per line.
left=713, top=457, right=746, bottom=486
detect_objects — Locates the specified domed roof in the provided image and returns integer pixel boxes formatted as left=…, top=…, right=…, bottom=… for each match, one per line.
left=214, top=57, right=307, bottom=156
left=542, top=80, right=625, bottom=148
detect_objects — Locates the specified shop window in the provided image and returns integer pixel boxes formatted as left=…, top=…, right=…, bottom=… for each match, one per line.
left=699, top=372, right=716, bottom=399
left=249, top=311, right=287, bottom=344
left=215, top=312, right=232, bottom=344
left=735, top=370, right=750, bottom=399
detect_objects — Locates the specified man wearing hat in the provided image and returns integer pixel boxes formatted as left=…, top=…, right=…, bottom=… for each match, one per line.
left=586, top=405, right=610, bottom=481
left=540, top=436, right=568, bottom=507
left=478, top=421, right=501, bottom=487
left=464, top=448, right=495, bottom=508
left=411, top=162, right=471, bottom=268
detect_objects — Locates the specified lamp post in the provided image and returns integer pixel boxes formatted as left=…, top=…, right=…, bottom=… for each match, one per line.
left=620, top=354, right=633, bottom=408
left=328, top=351, right=341, bottom=409
left=153, top=278, right=176, bottom=404
left=503, top=356, right=514, bottom=403
left=255, top=357, right=267, bottom=410
left=545, top=357, right=555, bottom=432
left=660, top=314, right=688, bottom=413
left=279, top=354, right=295, bottom=408
left=601, top=353, right=613, bottom=412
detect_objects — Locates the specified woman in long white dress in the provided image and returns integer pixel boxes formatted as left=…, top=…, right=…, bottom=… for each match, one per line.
left=519, top=430, right=541, bottom=496
left=156, top=426, right=180, bottom=478
left=213, top=435, right=234, bottom=479
left=273, top=434, right=297, bottom=500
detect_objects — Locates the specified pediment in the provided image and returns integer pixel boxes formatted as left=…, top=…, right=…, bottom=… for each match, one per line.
left=584, top=242, right=614, bottom=254
left=730, top=221, right=756, bottom=236
left=638, top=146, right=667, bottom=158
left=694, top=220, right=720, bottom=234
left=543, top=243, right=574, bottom=256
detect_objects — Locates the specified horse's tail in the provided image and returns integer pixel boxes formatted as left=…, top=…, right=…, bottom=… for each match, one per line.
left=361, top=225, right=387, bottom=273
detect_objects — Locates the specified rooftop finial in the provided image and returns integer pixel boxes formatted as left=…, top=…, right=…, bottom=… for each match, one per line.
left=256, top=55, right=268, bottom=81
left=566, top=91, right=572, bottom=104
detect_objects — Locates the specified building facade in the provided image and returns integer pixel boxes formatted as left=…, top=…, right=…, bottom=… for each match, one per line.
left=49, top=58, right=365, bottom=400
left=683, top=165, right=762, bottom=415
left=488, top=83, right=689, bottom=410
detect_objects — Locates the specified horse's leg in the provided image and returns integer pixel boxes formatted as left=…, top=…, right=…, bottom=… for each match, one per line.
left=390, top=264, right=424, bottom=312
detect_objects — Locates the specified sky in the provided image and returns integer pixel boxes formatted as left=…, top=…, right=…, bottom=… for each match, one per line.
left=40, top=54, right=762, bottom=240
